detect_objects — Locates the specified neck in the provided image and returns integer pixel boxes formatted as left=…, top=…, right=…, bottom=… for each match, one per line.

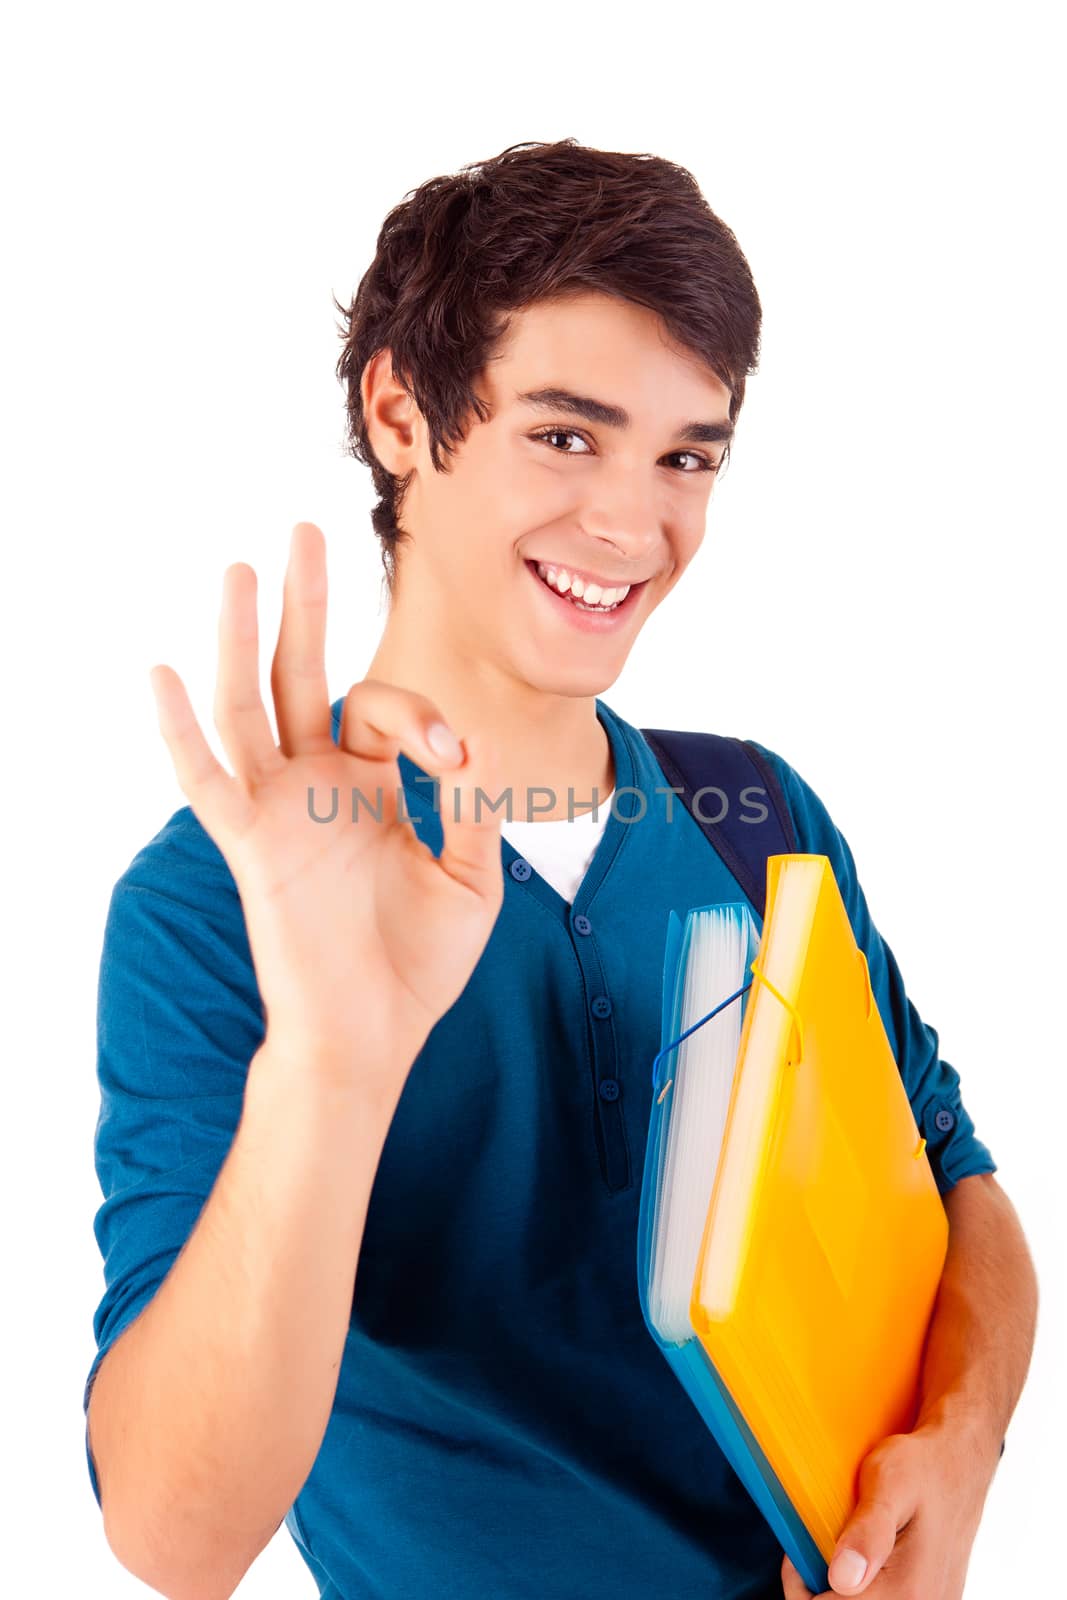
left=363, top=584, right=615, bottom=822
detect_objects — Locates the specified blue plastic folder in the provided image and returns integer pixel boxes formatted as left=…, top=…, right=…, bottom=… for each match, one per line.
left=636, top=902, right=829, bottom=1595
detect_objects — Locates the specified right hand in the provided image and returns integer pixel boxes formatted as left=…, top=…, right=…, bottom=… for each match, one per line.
left=148, top=521, right=505, bottom=1095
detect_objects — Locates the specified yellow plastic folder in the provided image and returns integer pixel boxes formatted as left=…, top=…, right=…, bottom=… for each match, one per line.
left=689, top=854, right=949, bottom=1562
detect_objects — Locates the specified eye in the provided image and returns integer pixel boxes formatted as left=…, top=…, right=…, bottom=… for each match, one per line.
left=669, top=450, right=721, bottom=474
left=529, top=427, right=720, bottom=473
left=531, top=427, right=593, bottom=456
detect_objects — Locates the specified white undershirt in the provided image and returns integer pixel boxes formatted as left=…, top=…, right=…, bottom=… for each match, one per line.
left=500, top=792, right=616, bottom=904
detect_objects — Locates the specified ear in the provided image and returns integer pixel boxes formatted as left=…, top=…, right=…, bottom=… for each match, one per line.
left=361, top=348, right=421, bottom=474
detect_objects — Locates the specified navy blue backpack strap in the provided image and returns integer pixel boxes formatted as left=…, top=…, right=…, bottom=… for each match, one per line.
left=640, top=728, right=798, bottom=919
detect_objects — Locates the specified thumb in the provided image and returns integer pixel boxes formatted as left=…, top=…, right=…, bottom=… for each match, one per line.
left=827, top=1543, right=876, bottom=1596
left=828, top=1439, right=917, bottom=1594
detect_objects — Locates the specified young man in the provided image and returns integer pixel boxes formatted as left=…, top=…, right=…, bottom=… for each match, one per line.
left=85, top=139, right=1036, bottom=1600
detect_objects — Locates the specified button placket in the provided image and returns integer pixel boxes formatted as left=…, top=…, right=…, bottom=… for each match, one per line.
left=570, top=903, right=630, bottom=1192
left=500, top=713, right=640, bottom=1194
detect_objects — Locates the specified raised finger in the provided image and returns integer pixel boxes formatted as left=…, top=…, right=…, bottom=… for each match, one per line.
left=270, top=522, right=334, bottom=758
left=149, top=664, right=255, bottom=845
left=214, top=563, right=286, bottom=786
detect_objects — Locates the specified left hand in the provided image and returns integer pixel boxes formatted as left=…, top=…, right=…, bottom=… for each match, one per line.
left=780, top=1421, right=993, bottom=1599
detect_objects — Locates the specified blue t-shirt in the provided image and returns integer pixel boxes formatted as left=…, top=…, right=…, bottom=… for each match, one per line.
left=85, top=697, right=996, bottom=1599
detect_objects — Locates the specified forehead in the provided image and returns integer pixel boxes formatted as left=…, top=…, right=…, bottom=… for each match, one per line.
left=483, top=291, right=733, bottom=415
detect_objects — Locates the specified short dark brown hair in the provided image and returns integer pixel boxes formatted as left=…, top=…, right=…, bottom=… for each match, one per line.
left=334, top=138, right=762, bottom=592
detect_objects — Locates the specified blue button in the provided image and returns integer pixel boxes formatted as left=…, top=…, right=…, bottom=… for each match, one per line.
left=934, top=1107, right=956, bottom=1134
left=599, top=1077, right=620, bottom=1102
left=509, top=858, right=532, bottom=881
left=573, top=914, right=592, bottom=936
left=591, top=995, right=612, bottom=1019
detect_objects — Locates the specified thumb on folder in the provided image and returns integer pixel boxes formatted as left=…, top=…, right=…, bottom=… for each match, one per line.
left=779, top=1425, right=987, bottom=1598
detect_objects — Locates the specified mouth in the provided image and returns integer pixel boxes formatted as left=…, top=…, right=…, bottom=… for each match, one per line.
left=524, top=559, right=649, bottom=631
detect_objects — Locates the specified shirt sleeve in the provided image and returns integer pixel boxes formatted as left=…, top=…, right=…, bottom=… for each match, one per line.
left=746, top=739, right=997, bottom=1198
left=84, top=804, right=266, bottom=1506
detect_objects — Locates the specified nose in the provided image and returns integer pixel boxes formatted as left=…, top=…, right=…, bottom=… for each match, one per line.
left=580, top=457, right=673, bottom=555
left=581, top=496, right=662, bottom=568
left=584, top=527, right=661, bottom=575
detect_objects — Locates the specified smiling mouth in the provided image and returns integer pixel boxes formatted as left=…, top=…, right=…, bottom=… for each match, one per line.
left=527, top=559, right=646, bottom=612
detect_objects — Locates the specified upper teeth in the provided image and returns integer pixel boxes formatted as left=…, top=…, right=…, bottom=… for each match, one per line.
left=536, top=563, right=631, bottom=608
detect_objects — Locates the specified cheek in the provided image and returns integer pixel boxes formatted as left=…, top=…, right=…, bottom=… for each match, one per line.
left=688, top=496, right=714, bottom=544
left=462, top=447, right=559, bottom=534
left=507, top=480, right=574, bottom=536
left=425, top=504, right=522, bottom=602
left=642, top=520, right=706, bottom=608
left=668, top=518, right=707, bottom=576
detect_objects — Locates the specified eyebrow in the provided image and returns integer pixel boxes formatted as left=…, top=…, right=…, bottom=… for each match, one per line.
left=516, top=386, right=734, bottom=445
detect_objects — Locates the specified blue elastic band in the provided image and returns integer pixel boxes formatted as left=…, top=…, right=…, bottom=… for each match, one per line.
left=650, top=980, right=753, bottom=1091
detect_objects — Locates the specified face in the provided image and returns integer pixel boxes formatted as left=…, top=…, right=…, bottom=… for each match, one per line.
left=363, top=289, right=735, bottom=699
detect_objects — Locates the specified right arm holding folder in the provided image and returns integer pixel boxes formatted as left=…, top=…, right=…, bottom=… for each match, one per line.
left=747, top=745, right=1037, bottom=1599
left=639, top=741, right=1037, bottom=1598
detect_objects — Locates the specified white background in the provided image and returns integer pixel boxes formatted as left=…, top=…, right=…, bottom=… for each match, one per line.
left=3, top=3, right=1062, bottom=1595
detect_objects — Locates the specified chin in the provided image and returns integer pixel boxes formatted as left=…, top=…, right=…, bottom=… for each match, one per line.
left=520, top=655, right=626, bottom=701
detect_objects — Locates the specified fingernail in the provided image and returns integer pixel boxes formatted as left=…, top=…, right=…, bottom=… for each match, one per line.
left=829, top=1549, right=868, bottom=1591
left=426, top=721, right=463, bottom=763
